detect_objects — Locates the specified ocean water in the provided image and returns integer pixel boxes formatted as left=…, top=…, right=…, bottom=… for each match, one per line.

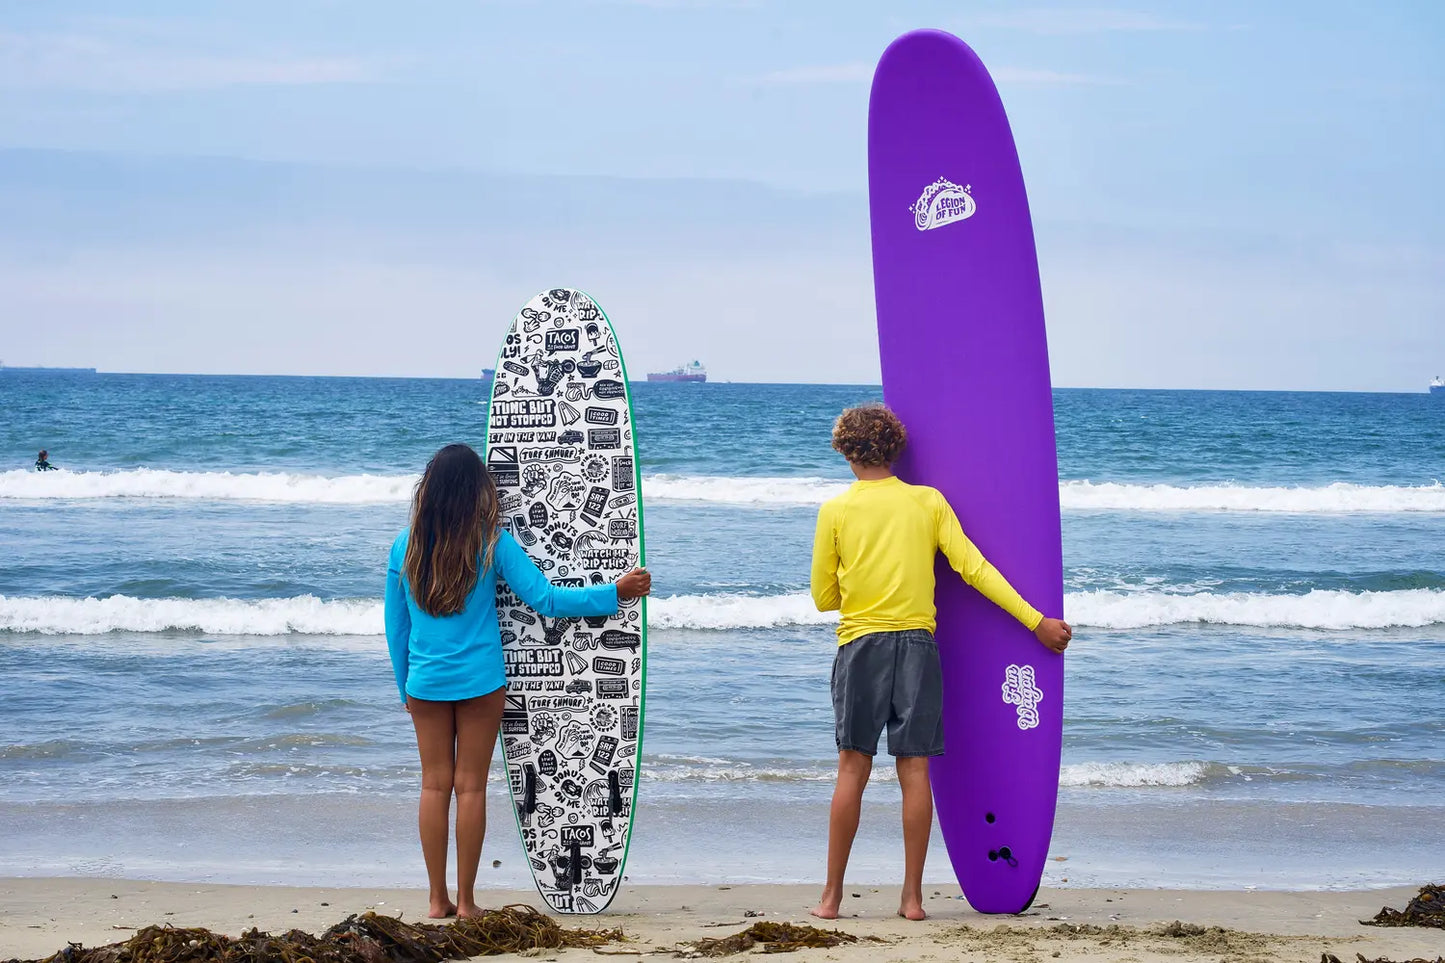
left=2, top=372, right=1442, bottom=891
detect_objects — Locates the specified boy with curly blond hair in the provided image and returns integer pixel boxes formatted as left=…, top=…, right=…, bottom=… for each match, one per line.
left=810, top=403, right=1071, bottom=922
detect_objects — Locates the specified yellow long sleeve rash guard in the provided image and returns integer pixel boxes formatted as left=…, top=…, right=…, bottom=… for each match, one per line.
left=810, top=476, right=1043, bottom=645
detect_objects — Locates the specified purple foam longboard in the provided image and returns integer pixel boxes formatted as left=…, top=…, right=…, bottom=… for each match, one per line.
left=868, top=30, right=1065, bottom=914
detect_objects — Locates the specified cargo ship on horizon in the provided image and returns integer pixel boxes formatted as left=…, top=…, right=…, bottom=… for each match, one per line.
left=647, top=360, right=706, bottom=383
left=0, top=362, right=97, bottom=374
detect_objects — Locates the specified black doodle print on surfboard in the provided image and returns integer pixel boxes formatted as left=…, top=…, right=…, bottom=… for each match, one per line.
left=488, top=288, right=645, bottom=915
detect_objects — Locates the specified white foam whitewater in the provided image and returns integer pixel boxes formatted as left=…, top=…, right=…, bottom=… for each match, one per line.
left=0, top=468, right=417, bottom=504
left=640, top=757, right=1214, bottom=788
left=7, top=469, right=1442, bottom=513
left=1069, top=587, right=1445, bottom=630
left=1057, top=761, right=1210, bottom=788
left=659, top=589, right=1445, bottom=632
left=2, top=588, right=1442, bottom=636
left=1060, top=479, right=1445, bottom=513
left=0, top=595, right=382, bottom=636
left=642, top=474, right=848, bottom=506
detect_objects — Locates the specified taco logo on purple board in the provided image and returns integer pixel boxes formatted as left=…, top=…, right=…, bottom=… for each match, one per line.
left=911, top=177, right=975, bottom=231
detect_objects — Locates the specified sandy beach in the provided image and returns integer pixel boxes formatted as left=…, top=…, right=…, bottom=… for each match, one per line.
left=3, top=877, right=1440, bottom=962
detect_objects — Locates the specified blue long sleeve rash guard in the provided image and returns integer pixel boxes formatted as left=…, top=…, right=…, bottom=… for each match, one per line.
left=384, top=528, right=618, bottom=703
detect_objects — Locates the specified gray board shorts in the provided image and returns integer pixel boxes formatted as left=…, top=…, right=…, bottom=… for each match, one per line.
left=831, top=628, right=944, bottom=757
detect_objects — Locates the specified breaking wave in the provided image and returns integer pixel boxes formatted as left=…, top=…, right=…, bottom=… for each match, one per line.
left=637, top=759, right=1232, bottom=789
left=0, top=468, right=416, bottom=504
left=0, top=594, right=382, bottom=636
left=2, top=588, right=1441, bottom=636
left=642, top=474, right=847, bottom=506
left=6, top=469, right=1441, bottom=513
left=1069, top=587, right=1445, bottom=630
left=1059, top=479, right=1445, bottom=514
left=1058, top=761, right=1210, bottom=788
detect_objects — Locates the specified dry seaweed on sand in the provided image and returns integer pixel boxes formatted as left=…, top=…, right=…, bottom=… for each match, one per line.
left=1361, top=884, right=1445, bottom=929
left=5, top=905, right=626, bottom=963
left=1323, top=954, right=1445, bottom=963
left=678, top=921, right=884, bottom=957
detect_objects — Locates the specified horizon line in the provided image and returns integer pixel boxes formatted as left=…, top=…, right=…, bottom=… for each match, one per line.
left=0, top=369, right=1435, bottom=395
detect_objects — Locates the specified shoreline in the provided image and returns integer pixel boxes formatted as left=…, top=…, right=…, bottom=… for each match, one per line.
left=6, top=792, right=1440, bottom=894
left=3, top=878, right=1441, bottom=962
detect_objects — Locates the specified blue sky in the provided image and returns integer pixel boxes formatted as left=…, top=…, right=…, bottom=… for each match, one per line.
left=1, top=1, right=1441, bottom=387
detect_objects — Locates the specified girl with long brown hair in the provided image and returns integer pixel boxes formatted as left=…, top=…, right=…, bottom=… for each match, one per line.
left=384, top=443, right=650, bottom=918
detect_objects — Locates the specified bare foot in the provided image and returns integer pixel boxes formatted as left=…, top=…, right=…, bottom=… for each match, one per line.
left=898, top=893, right=926, bottom=921
left=428, top=898, right=458, bottom=919
left=457, top=901, right=483, bottom=919
left=810, top=889, right=842, bottom=920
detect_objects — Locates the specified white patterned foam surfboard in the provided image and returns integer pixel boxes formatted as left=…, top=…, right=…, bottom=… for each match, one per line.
left=486, top=288, right=645, bottom=915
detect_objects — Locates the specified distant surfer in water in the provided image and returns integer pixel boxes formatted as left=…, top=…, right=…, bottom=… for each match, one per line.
left=384, top=443, right=650, bottom=919
left=808, top=404, right=1070, bottom=922
left=35, top=450, right=57, bottom=471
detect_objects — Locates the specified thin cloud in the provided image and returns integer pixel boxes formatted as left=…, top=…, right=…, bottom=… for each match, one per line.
left=758, top=62, right=874, bottom=84
left=970, top=8, right=1206, bottom=34
left=754, top=62, right=1113, bottom=87
left=0, top=31, right=372, bottom=91
left=586, top=0, right=762, bottom=7
left=993, top=67, right=1121, bottom=86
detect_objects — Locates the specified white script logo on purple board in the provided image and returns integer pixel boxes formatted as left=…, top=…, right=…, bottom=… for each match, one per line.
left=1002, top=663, right=1042, bottom=731
left=911, top=177, right=976, bottom=231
